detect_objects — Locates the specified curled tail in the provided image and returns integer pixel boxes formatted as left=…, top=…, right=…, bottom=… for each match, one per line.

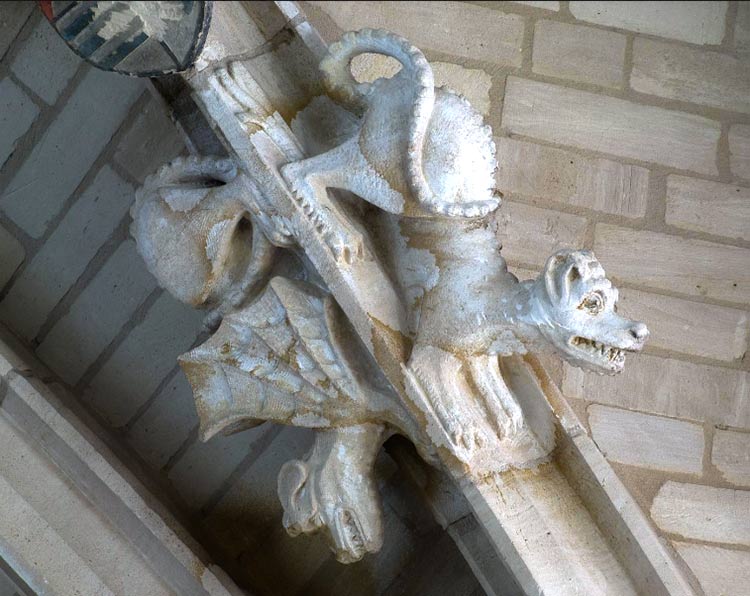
left=320, top=29, right=436, bottom=211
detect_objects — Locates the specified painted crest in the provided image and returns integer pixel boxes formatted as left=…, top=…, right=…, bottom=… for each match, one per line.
left=39, top=0, right=212, bottom=76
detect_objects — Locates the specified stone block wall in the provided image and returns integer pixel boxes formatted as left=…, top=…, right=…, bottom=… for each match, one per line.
left=302, top=2, right=750, bottom=594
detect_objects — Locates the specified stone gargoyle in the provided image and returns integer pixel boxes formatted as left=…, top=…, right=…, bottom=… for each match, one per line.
left=131, top=29, right=648, bottom=564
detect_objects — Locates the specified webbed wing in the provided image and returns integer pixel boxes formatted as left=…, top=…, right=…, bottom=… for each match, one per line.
left=179, top=277, right=369, bottom=440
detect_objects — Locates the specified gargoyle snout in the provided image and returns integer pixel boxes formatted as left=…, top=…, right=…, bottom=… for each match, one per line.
left=629, top=322, right=649, bottom=344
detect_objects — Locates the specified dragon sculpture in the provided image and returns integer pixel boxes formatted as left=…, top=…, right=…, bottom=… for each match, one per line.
left=131, top=29, right=649, bottom=564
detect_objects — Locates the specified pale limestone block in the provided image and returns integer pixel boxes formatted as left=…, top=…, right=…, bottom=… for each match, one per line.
left=533, top=20, right=625, bottom=89
left=675, top=542, right=750, bottom=596
left=84, top=292, right=204, bottom=427
left=666, top=175, right=750, bottom=241
left=729, top=124, right=750, bottom=180
left=712, top=429, right=750, bottom=487
left=502, top=77, right=720, bottom=175
left=11, top=19, right=80, bottom=105
left=0, top=167, right=134, bottom=340
left=0, top=223, right=24, bottom=291
left=651, top=482, right=750, bottom=546
left=511, top=1, right=559, bottom=10
left=0, top=473, right=113, bottom=596
left=2, top=371, right=237, bottom=594
left=563, top=354, right=750, bottom=428
left=632, top=38, right=750, bottom=114
left=496, top=137, right=648, bottom=217
left=113, top=99, right=185, bottom=183
left=588, top=405, right=703, bottom=474
left=0, top=68, right=143, bottom=237
left=306, top=1, right=524, bottom=66
left=494, top=200, right=587, bottom=267
left=618, top=287, right=749, bottom=362
left=36, top=240, right=158, bottom=385
left=431, top=62, right=491, bottom=117
left=569, top=1, right=727, bottom=45
left=735, top=2, right=750, bottom=59
left=0, top=77, right=38, bottom=167
left=593, top=224, right=750, bottom=304
left=351, top=55, right=492, bottom=115
left=126, top=371, right=199, bottom=470
left=0, top=2, right=34, bottom=62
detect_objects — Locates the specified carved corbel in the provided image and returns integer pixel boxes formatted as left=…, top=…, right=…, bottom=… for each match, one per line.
left=132, top=27, right=649, bottom=564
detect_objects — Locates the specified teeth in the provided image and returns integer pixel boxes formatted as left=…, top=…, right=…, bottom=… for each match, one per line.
left=572, top=337, right=626, bottom=365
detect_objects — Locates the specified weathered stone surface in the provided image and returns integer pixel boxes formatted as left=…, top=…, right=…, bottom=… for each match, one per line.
left=675, top=542, right=750, bottom=596
left=502, top=77, right=720, bottom=175
left=735, top=1, right=750, bottom=59
left=0, top=472, right=114, bottom=595
left=84, top=292, right=204, bottom=427
left=729, top=124, right=750, bottom=180
left=712, top=429, right=750, bottom=487
left=168, top=424, right=275, bottom=509
left=512, top=1, right=559, bottom=10
left=113, top=98, right=186, bottom=183
left=593, top=224, right=750, bottom=304
left=496, top=137, right=649, bottom=217
left=563, top=354, right=750, bottom=428
left=11, top=19, right=80, bottom=105
left=1, top=352, right=239, bottom=594
left=588, top=405, right=703, bottom=474
left=36, top=240, right=158, bottom=385
left=126, top=371, right=199, bottom=469
left=0, top=223, right=24, bottom=292
left=651, top=482, right=750, bottom=546
left=666, top=175, right=750, bottom=241
left=569, top=1, right=727, bottom=45
left=0, top=68, right=143, bottom=237
left=350, top=56, right=492, bottom=116
left=0, top=2, right=34, bottom=62
left=632, top=38, right=750, bottom=114
left=306, top=1, right=525, bottom=66
left=533, top=20, right=625, bottom=89
left=494, top=201, right=587, bottom=267
left=0, top=77, right=38, bottom=167
left=618, top=287, right=748, bottom=362
left=0, top=413, right=173, bottom=595
left=0, top=167, right=133, bottom=340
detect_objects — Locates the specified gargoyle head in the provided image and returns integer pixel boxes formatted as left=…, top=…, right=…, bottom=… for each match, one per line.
left=529, top=250, right=648, bottom=374
left=131, top=156, right=275, bottom=314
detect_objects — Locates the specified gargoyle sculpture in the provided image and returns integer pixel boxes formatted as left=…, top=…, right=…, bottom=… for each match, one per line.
left=131, top=28, right=649, bottom=564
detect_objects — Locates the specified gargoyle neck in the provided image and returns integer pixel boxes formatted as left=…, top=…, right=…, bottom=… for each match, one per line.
left=485, top=279, right=546, bottom=348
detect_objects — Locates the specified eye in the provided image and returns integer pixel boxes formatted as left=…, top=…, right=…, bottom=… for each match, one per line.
left=580, top=291, right=605, bottom=315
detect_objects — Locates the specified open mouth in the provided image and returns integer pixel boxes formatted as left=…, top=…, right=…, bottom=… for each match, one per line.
left=570, top=336, right=628, bottom=367
left=335, top=508, right=367, bottom=563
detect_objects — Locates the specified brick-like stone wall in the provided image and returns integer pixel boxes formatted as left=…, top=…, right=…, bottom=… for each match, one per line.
left=300, top=2, right=750, bottom=594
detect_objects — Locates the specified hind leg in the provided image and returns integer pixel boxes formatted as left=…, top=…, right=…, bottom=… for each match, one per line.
left=281, top=138, right=404, bottom=263
left=278, top=424, right=385, bottom=563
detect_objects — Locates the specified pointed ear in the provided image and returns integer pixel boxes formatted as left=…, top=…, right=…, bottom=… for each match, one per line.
left=544, top=253, right=567, bottom=303
left=278, top=460, right=310, bottom=536
left=544, top=251, right=584, bottom=303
